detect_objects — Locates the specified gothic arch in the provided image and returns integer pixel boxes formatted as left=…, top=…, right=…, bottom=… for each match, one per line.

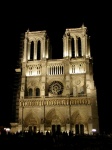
left=24, top=111, right=39, bottom=127
left=71, top=110, right=83, bottom=124
left=71, top=111, right=85, bottom=134
left=45, top=108, right=65, bottom=125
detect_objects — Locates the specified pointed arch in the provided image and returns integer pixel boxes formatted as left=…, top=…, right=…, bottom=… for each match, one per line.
left=45, top=108, right=65, bottom=125
left=37, top=40, right=41, bottom=60
left=24, top=111, right=39, bottom=127
left=71, top=110, right=79, bottom=124
left=30, top=41, right=34, bottom=60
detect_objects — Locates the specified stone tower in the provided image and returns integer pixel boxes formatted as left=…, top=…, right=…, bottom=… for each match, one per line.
left=10, top=25, right=99, bottom=135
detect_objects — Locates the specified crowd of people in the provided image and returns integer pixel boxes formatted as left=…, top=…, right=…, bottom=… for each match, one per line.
left=0, top=130, right=112, bottom=149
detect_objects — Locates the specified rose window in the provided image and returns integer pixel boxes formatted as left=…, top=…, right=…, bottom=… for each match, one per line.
left=48, top=81, right=64, bottom=95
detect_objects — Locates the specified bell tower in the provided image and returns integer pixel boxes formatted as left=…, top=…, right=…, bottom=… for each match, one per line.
left=10, top=25, right=99, bottom=135
left=63, top=25, right=91, bottom=58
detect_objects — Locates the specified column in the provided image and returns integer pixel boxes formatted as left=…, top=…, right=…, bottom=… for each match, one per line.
left=68, top=37, right=71, bottom=57
left=23, top=38, right=27, bottom=62
left=63, top=35, right=66, bottom=57
left=46, top=38, right=49, bottom=58
left=87, top=36, right=91, bottom=58
left=82, top=34, right=86, bottom=57
left=66, top=35, right=69, bottom=57
left=42, top=37, right=45, bottom=59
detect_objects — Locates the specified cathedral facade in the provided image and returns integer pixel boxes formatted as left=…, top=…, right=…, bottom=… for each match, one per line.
left=10, top=25, right=99, bottom=135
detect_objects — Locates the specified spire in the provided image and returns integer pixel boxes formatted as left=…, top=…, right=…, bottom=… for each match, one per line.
left=27, top=28, right=29, bottom=32
left=82, top=23, right=85, bottom=28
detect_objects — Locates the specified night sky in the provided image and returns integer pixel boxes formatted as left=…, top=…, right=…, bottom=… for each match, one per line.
left=0, top=2, right=111, bottom=134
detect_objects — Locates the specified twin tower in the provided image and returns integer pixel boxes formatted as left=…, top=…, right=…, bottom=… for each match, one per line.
left=10, top=25, right=99, bottom=135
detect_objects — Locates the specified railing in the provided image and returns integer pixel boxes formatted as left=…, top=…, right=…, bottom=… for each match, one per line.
left=19, top=97, right=91, bottom=107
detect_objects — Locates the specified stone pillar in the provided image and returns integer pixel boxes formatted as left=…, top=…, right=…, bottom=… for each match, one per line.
left=63, top=35, right=66, bottom=57
left=75, top=37, right=78, bottom=57
left=27, top=42, right=31, bottom=60
left=65, top=75, right=70, bottom=95
left=46, top=38, right=49, bottom=58
left=87, top=36, right=91, bottom=58
left=88, top=117, right=93, bottom=135
left=67, top=35, right=69, bottom=57
left=88, top=123, right=93, bottom=135
left=82, top=34, right=86, bottom=57
left=23, top=38, right=27, bottom=62
left=68, top=37, right=71, bottom=57
left=41, top=37, right=46, bottom=59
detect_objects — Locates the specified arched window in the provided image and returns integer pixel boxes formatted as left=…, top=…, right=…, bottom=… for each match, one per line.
left=30, top=41, right=34, bottom=60
left=29, top=88, right=33, bottom=96
left=37, top=40, right=41, bottom=60
left=48, top=81, right=64, bottom=95
left=36, top=88, right=40, bottom=96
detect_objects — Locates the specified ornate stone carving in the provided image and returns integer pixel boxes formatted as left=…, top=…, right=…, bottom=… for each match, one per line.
left=48, top=81, right=64, bottom=95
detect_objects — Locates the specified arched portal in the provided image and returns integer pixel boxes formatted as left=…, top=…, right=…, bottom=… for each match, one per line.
left=46, top=108, right=65, bottom=133
left=24, top=112, right=39, bottom=132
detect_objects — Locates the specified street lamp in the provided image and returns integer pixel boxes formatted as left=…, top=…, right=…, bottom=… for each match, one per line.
left=92, top=129, right=96, bottom=135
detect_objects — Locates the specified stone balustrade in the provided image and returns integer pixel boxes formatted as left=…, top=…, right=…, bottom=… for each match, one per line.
left=20, top=97, right=91, bottom=107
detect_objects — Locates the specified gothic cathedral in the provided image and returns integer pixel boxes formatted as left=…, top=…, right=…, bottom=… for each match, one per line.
left=10, top=25, right=99, bottom=135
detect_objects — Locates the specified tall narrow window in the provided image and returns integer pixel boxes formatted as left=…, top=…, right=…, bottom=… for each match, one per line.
left=36, top=88, right=40, bottom=96
left=29, top=88, right=33, bottom=96
left=71, top=38, right=75, bottom=58
left=37, top=40, right=41, bottom=60
left=30, top=41, right=34, bottom=60
left=78, top=37, right=81, bottom=57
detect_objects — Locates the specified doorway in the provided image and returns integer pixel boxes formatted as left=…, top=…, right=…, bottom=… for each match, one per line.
left=75, top=124, right=84, bottom=134
left=52, top=125, right=61, bottom=134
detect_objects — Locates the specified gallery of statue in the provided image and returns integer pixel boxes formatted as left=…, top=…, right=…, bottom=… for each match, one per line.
left=10, top=25, right=99, bottom=135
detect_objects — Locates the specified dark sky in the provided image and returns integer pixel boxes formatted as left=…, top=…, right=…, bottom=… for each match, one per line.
left=0, top=2, right=112, bottom=134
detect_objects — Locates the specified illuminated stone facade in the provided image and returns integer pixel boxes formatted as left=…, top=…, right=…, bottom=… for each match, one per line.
left=10, top=25, right=99, bottom=134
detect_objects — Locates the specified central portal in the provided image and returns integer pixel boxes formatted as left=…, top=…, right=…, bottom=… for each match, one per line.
left=52, top=125, right=61, bottom=134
